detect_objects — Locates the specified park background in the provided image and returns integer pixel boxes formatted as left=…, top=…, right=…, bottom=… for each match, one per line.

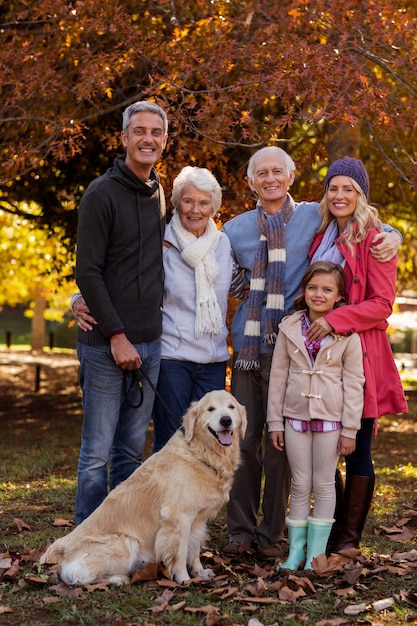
left=0, top=0, right=416, bottom=352
left=0, top=2, right=416, bottom=625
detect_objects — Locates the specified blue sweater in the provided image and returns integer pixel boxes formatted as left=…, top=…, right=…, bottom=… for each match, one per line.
left=222, top=198, right=321, bottom=353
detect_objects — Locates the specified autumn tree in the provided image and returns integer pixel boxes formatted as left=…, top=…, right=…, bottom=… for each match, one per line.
left=0, top=204, right=76, bottom=349
left=1, top=0, right=416, bottom=293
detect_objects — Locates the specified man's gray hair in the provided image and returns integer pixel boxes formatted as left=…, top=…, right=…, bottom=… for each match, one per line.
left=247, top=146, right=295, bottom=179
left=122, top=101, right=168, bottom=135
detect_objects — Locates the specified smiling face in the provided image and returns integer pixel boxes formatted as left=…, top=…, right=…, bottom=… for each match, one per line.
left=304, top=272, right=343, bottom=321
left=326, top=175, right=359, bottom=232
left=182, top=389, right=247, bottom=447
left=121, top=111, right=167, bottom=180
left=177, top=184, right=213, bottom=237
left=248, top=151, right=294, bottom=215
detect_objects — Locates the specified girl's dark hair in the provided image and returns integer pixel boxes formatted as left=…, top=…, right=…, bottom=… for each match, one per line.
left=293, top=261, right=346, bottom=311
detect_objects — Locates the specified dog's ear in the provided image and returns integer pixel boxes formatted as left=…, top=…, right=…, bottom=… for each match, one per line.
left=182, top=401, right=199, bottom=442
left=238, top=402, right=248, bottom=440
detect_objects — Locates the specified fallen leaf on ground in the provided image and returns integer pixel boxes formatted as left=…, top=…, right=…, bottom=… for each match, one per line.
left=20, top=546, right=45, bottom=563
left=311, top=553, right=352, bottom=576
left=0, top=557, right=12, bottom=569
left=343, top=602, right=367, bottom=615
left=155, top=588, right=176, bottom=605
left=287, top=574, right=316, bottom=593
left=52, top=518, right=73, bottom=527
left=3, top=559, right=19, bottom=580
left=42, top=596, right=60, bottom=604
left=234, top=595, right=279, bottom=604
left=244, top=576, right=267, bottom=597
left=209, top=585, right=239, bottom=599
left=204, top=613, right=229, bottom=625
left=372, top=597, right=395, bottom=611
left=278, top=585, right=306, bottom=602
left=333, top=587, right=355, bottom=597
left=13, top=517, right=30, bottom=532
left=401, top=590, right=417, bottom=607
left=50, top=582, right=82, bottom=597
left=25, top=574, right=50, bottom=584
left=392, top=549, right=417, bottom=562
left=0, top=606, right=14, bottom=614
left=185, top=604, right=221, bottom=614
left=166, top=600, right=187, bottom=611
left=131, top=562, right=160, bottom=583
left=342, top=564, right=363, bottom=585
left=84, top=581, right=109, bottom=592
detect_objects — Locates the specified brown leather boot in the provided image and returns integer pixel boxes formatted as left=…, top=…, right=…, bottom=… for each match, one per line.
left=327, top=473, right=375, bottom=554
left=326, top=469, right=344, bottom=555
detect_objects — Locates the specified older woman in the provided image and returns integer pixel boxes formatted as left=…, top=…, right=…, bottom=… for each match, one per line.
left=152, top=166, right=233, bottom=451
left=307, top=156, right=408, bottom=554
left=73, top=166, right=236, bottom=453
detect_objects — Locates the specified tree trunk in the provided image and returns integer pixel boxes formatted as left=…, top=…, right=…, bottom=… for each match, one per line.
left=325, top=122, right=361, bottom=163
left=31, top=296, right=46, bottom=352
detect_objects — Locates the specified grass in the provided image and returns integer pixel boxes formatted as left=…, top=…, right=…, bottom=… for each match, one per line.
left=0, top=359, right=416, bottom=626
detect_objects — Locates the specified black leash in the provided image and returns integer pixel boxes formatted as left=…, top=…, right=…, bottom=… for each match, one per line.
left=122, top=367, right=180, bottom=426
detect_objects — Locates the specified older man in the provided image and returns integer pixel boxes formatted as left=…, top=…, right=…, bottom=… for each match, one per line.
left=222, top=146, right=400, bottom=560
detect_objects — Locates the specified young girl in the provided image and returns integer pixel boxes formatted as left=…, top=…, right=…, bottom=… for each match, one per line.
left=267, top=261, right=365, bottom=570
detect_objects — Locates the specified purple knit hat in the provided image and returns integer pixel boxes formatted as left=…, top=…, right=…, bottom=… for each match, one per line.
left=324, top=156, right=369, bottom=199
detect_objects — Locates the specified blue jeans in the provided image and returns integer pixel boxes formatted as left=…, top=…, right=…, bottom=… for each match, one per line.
left=152, top=359, right=227, bottom=452
left=76, top=339, right=161, bottom=523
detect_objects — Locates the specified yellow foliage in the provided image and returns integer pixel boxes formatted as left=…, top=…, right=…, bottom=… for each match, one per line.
left=0, top=207, right=76, bottom=321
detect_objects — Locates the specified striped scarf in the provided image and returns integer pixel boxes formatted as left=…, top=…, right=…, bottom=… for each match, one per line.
left=235, top=197, right=295, bottom=370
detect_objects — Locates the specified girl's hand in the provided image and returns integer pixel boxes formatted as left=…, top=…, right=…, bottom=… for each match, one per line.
left=270, top=431, right=284, bottom=451
left=337, top=434, right=356, bottom=456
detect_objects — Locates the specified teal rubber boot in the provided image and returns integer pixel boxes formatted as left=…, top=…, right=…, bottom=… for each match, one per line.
left=278, top=517, right=308, bottom=571
left=304, top=517, right=334, bottom=570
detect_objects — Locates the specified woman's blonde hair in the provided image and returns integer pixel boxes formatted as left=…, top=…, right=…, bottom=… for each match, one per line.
left=317, top=177, right=382, bottom=251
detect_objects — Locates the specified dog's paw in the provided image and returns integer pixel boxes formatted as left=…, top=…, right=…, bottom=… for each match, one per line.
left=195, top=567, right=215, bottom=581
left=173, top=571, right=192, bottom=584
left=107, top=574, right=130, bottom=586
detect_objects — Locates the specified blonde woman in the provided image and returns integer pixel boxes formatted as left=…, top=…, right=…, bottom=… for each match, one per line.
left=307, top=157, right=408, bottom=554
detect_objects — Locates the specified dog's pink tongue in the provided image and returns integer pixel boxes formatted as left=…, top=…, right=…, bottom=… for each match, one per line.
left=218, top=431, right=233, bottom=445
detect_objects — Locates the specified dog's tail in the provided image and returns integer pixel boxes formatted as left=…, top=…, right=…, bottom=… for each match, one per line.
left=39, top=540, right=65, bottom=566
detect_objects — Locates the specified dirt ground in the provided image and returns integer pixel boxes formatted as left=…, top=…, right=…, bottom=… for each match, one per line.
left=0, top=350, right=82, bottom=431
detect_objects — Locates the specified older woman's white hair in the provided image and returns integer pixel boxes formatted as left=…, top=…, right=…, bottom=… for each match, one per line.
left=171, top=166, right=222, bottom=216
left=247, top=146, right=295, bottom=180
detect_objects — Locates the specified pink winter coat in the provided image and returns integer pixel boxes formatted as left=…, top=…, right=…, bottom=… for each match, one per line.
left=310, top=229, right=408, bottom=420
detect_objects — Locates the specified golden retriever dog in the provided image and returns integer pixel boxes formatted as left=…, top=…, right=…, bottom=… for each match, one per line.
left=40, top=389, right=246, bottom=586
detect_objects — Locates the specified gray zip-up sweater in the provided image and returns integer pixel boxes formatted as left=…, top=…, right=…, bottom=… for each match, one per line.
left=75, top=155, right=165, bottom=346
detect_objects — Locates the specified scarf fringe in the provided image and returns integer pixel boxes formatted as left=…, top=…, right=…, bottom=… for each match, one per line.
left=263, top=332, right=277, bottom=346
left=235, top=358, right=261, bottom=371
left=195, top=301, right=224, bottom=338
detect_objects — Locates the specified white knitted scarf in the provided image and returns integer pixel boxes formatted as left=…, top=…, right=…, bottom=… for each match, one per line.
left=171, top=212, right=223, bottom=338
